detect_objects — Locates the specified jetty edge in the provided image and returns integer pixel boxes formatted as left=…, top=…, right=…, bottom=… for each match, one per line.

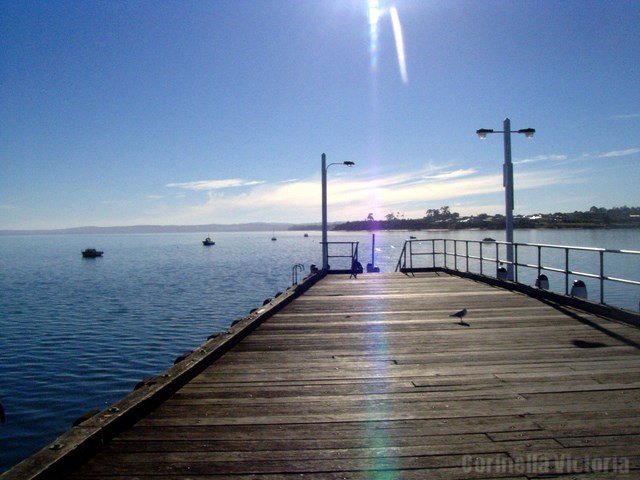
left=0, top=270, right=324, bottom=480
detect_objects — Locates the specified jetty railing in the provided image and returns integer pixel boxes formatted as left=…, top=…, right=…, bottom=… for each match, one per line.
left=395, top=238, right=640, bottom=311
left=323, top=241, right=360, bottom=273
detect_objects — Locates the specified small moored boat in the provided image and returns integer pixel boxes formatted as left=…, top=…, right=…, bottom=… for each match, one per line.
left=82, top=248, right=103, bottom=258
left=202, top=236, right=215, bottom=246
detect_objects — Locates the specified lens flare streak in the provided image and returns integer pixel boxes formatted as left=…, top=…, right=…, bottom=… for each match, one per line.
left=368, top=0, right=381, bottom=72
left=389, top=6, right=408, bottom=84
left=367, top=1, right=408, bottom=84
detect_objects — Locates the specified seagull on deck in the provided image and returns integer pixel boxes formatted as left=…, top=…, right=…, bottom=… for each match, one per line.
left=450, top=308, right=469, bottom=326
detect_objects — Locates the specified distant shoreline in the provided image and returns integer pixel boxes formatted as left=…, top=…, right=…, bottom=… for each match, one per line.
left=2, top=224, right=639, bottom=236
left=2, top=206, right=638, bottom=235
left=0, top=222, right=303, bottom=236
left=333, top=206, right=640, bottom=232
left=332, top=223, right=640, bottom=232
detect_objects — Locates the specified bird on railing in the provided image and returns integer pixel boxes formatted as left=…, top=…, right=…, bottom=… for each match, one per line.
left=450, top=308, right=469, bottom=326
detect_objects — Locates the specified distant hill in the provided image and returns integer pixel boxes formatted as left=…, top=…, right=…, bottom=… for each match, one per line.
left=0, top=222, right=312, bottom=235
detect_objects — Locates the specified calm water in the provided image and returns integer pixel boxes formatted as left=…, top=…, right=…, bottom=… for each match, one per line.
left=1, top=229, right=639, bottom=472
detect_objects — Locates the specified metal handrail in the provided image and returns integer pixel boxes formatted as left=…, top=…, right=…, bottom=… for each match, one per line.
left=396, top=238, right=640, bottom=309
left=322, top=241, right=360, bottom=271
left=291, top=263, right=305, bottom=285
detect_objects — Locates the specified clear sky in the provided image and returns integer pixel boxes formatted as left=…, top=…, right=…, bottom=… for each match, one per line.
left=1, top=0, right=639, bottom=230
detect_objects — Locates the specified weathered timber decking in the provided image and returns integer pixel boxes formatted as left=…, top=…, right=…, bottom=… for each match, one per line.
left=14, top=273, right=640, bottom=478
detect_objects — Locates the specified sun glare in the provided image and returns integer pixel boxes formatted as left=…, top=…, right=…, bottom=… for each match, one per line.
left=367, top=0, right=408, bottom=83
left=390, top=6, right=408, bottom=84
left=368, top=0, right=381, bottom=72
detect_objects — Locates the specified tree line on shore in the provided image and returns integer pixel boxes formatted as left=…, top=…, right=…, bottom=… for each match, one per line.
left=332, top=206, right=640, bottom=231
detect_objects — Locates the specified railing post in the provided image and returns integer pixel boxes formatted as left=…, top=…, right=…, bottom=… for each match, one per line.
left=454, top=240, right=458, bottom=271
left=444, top=240, right=448, bottom=269
left=480, top=242, right=483, bottom=276
left=401, top=242, right=406, bottom=270
left=465, top=240, right=469, bottom=272
left=409, top=240, right=413, bottom=270
left=404, top=242, right=408, bottom=270
left=431, top=240, right=436, bottom=268
left=514, top=243, right=519, bottom=283
left=600, top=250, right=605, bottom=304
left=565, top=248, right=570, bottom=295
left=441, top=240, right=444, bottom=269
left=537, top=245, right=542, bottom=279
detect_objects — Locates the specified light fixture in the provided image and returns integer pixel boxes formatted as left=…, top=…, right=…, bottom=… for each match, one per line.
left=476, top=128, right=494, bottom=139
left=518, top=128, right=535, bottom=138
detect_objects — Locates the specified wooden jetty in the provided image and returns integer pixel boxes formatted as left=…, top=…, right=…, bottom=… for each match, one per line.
left=4, top=271, right=640, bottom=479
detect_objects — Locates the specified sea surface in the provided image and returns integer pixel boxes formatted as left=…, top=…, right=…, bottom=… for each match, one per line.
left=1, top=228, right=639, bottom=472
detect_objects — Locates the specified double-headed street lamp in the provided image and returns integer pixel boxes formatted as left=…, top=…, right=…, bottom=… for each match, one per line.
left=476, top=118, right=535, bottom=281
left=321, top=153, right=355, bottom=271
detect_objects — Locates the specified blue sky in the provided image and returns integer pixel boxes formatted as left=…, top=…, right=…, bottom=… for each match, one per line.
left=1, top=0, right=639, bottom=230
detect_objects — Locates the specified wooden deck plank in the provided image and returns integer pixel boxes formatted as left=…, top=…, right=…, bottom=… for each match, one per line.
left=36, top=272, right=640, bottom=478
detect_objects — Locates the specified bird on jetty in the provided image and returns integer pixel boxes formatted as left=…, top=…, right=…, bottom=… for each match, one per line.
left=450, top=308, right=469, bottom=326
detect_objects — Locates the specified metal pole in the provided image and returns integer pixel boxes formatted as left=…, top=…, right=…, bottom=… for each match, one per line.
left=371, top=233, right=376, bottom=269
left=565, top=248, right=569, bottom=295
left=465, top=240, right=469, bottom=272
left=503, top=118, right=515, bottom=280
left=600, top=250, right=604, bottom=304
left=537, top=245, right=542, bottom=279
left=454, top=240, right=458, bottom=271
left=321, top=153, right=328, bottom=271
left=444, top=239, right=448, bottom=269
left=431, top=240, right=436, bottom=268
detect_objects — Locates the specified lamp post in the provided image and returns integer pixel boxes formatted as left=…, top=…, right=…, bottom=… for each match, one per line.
left=321, top=153, right=355, bottom=271
left=476, top=118, right=535, bottom=281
